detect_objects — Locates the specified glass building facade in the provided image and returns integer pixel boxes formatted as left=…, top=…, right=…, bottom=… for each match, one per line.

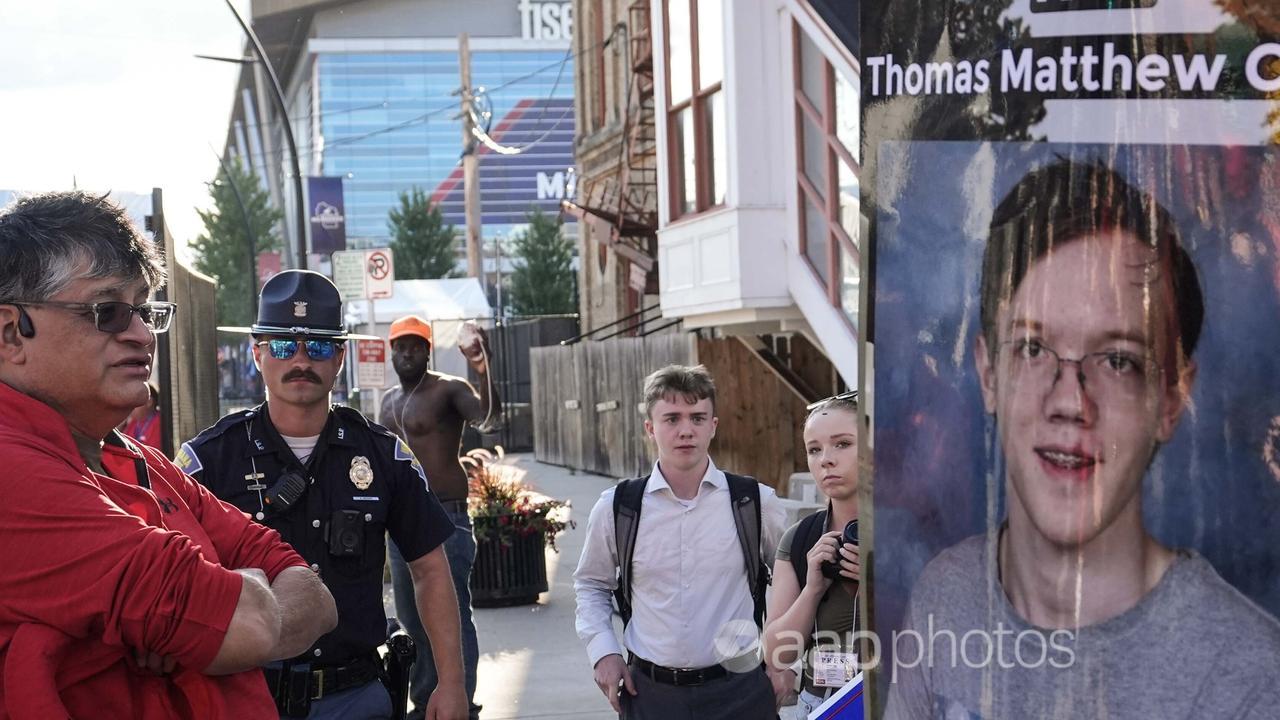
left=316, top=49, right=576, bottom=248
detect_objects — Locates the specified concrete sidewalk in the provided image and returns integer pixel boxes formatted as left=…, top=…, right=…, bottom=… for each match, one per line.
left=386, top=453, right=620, bottom=720
left=470, top=453, right=618, bottom=719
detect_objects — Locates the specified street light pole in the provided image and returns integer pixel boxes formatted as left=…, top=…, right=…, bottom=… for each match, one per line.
left=224, top=0, right=308, bottom=269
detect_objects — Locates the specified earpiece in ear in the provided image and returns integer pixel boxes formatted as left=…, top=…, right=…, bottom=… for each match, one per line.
left=16, top=307, right=35, bottom=339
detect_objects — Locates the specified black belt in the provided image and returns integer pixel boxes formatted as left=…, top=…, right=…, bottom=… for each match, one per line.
left=439, top=498, right=468, bottom=513
left=629, top=654, right=727, bottom=687
left=264, top=652, right=382, bottom=702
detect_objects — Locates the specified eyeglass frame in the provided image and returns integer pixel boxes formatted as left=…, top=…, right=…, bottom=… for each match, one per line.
left=998, top=338, right=1164, bottom=396
left=5, top=300, right=177, bottom=334
left=255, top=337, right=345, bottom=362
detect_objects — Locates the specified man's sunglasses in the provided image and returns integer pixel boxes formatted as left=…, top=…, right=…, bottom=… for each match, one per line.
left=257, top=338, right=343, bottom=361
left=10, top=300, right=176, bottom=334
left=806, top=389, right=859, bottom=411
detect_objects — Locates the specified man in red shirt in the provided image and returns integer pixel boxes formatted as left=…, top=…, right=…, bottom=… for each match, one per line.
left=0, top=191, right=338, bottom=718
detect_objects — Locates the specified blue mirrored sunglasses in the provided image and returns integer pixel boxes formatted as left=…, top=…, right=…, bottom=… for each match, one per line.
left=257, top=338, right=342, bottom=361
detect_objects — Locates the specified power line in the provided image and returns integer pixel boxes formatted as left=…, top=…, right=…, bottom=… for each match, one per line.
left=230, top=26, right=617, bottom=166
left=468, top=39, right=576, bottom=156
left=323, top=101, right=462, bottom=150
left=234, top=99, right=391, bottom=134
left=231, top=99, right=460, bottom=166
left=480, top=22, right=617, bottom=96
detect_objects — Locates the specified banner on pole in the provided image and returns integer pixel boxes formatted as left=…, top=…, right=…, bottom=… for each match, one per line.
left=307, top=176, right=347, bottom=255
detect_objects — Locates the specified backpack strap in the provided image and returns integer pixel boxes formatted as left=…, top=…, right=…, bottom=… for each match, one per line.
left=611, top=476, right=649, bottom=627
left=789, top=508, right=829, bottom=595
left=725, top=472, right=770, bottom=628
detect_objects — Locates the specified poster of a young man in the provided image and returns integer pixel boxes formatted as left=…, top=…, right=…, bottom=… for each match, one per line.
left=860, top=2, right=1280, bottom=716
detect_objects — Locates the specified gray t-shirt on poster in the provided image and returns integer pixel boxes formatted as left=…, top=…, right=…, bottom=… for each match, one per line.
left=884, top=535, right=1280, bottom=720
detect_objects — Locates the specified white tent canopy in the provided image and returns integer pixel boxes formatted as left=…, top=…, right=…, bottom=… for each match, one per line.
left=345, top=278, right=492, bottom=325
left=345, top=278, right=493, bottom=387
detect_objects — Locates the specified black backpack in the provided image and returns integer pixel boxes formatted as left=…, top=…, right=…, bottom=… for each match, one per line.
left=612, top=472, right=771, bottom=628
left=789, top=507, right=831, bottom=593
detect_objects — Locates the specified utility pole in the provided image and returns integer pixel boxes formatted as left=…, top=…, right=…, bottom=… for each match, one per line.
left=458, top=33, right=485, bottom=288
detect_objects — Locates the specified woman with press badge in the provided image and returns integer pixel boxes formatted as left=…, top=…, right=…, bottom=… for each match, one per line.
left=763, top=392, right=862, bottom=718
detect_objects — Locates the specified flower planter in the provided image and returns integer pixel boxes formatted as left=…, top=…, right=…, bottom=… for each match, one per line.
left=470, top=526, right=549, bottom=607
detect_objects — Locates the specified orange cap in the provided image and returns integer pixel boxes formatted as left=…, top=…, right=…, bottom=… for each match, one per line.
left=389, top=315, right=432, bottom=343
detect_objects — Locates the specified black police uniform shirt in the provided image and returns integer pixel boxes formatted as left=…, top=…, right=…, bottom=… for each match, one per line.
left=176, top=403, right=453, bottom=667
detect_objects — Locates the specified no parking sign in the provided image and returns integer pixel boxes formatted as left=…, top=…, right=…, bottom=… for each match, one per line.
left=366, top=249, right=393, bottom=299
left=332, top=248, right=395, bottom=301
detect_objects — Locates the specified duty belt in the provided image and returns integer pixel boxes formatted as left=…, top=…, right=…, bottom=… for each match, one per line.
left=265, top=651, right=382, bottom=702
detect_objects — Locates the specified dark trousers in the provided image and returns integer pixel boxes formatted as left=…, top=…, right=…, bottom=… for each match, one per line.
left=293, top=680, right=391, bottom=719
left=621, top=662, right=776, bottom=720
left=389, top=510, right=481, bottom=719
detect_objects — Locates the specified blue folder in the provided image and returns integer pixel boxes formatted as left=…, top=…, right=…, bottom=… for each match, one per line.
left=808, top=672, right=864, bottom=720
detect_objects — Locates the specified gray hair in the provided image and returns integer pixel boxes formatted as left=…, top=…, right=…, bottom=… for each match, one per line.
left=0, top=191, right=166, bottom=303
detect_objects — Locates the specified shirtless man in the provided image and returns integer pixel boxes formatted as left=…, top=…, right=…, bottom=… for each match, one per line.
left=381, top=315, right=498, bottom=720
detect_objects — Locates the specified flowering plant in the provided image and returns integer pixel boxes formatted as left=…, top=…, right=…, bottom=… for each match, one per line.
left=464, top=447, right=575, bottom=552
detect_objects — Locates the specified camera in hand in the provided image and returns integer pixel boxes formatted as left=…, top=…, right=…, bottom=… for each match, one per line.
left=264, top=470, right=308, bottom=513
left=821, top=519, right=859, bottom=580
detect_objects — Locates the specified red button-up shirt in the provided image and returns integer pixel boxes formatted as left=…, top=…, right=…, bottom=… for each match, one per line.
left=0, top=381, right=306, bottom=718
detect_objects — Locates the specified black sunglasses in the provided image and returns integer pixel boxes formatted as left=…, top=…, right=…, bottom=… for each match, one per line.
left=10, top=300, right=176, bottom=334
left=806, top=389, right=859, bottom=411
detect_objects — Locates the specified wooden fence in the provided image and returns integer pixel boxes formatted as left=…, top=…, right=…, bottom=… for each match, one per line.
left=532, top=334, right=828, bottom=487
left=531, top=334, right=695, bottom=478
left=154, top=190, right=220, bottom=456
left=694, top=337, right=811, bottom=490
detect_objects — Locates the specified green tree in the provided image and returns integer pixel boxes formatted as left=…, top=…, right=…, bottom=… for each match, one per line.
left=190, top=157, right=283, bottom=327
left=506, top=208, right=576, bottom=316
left=388, top=187, right=460, bottom=279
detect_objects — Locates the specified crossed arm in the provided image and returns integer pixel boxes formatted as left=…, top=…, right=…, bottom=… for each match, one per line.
left=181, top=470, right=338, bottom=674
left=205, top=565, right=336, bottom=675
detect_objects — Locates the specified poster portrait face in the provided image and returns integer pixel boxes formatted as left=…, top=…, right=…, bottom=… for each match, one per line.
left=970, top=158, right=1203, bottom=554
left=976, top=228, right=1191, bottom=551
left=872, top=141, right=1280, bottom=670
left=860, top=3, right=1280, bottom=715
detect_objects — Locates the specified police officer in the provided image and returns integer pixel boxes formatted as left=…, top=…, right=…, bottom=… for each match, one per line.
left=177, top=270, right=468, bottom=720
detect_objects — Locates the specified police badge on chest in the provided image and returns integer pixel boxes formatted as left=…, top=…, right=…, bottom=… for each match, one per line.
left=350, top=455, right=374, bottom=490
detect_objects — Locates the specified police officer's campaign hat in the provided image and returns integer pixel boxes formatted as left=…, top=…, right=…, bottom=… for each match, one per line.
left=252, top=270, right=348, bottom=338
left=218, top=269, right=377, bottom=340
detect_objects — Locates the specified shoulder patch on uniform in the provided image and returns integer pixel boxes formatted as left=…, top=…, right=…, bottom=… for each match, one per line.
left=180, top=408, right=256, bottom=469
left=393, top=438, right=430, bottom=490
left=174, top=441, right=204, bottom=475
left=193, top=408, right=256, bottom=442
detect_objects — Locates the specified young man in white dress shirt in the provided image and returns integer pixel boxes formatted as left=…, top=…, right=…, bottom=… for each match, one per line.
left=574, top=364, right=786, bottom=719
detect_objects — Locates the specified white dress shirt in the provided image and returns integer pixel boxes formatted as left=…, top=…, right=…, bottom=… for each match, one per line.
left=573, top=458, right=785, bottom=670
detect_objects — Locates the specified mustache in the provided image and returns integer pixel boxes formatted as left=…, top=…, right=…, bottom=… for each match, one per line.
left=283, top=369, right=322, bottom=384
